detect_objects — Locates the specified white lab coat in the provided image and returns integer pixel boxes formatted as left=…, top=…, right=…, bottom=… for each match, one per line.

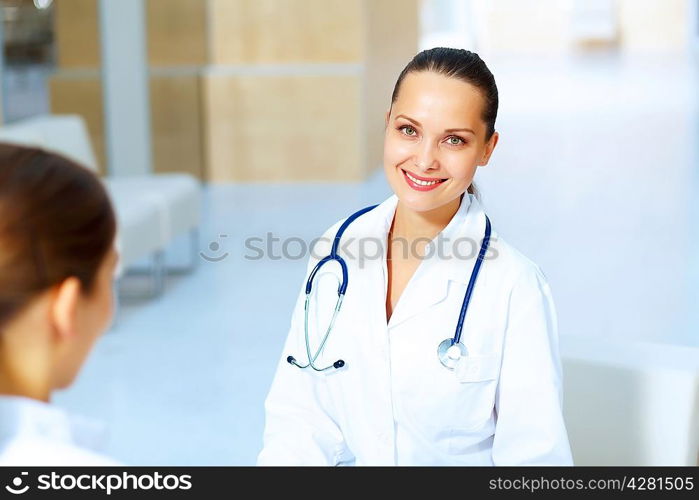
left=258, top=193, right=574, bottom=466
left=0, top=395, right=119, bottom=466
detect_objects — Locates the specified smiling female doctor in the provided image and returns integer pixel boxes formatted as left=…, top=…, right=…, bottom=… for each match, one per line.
left=257, top=47, right=574, bottom=466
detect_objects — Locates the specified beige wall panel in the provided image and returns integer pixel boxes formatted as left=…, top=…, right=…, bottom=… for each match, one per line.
left=362, top=0, right=419, bottom=177
left=54, top=0, right=101, bottom=68
left=49, top=74, right=204, bottom=179
left=149, top=75, right=204, bottom=178
left=147, top=0, right=208, bottom=66
left=618, top=0, right=689, bottom=52
left=475, top=0, right=569, bottom=54
left=203, top=74, right=361, bottom=181
left=208, top=0, right=362, bottom=63
left=48, top=75, right=106, bottom=174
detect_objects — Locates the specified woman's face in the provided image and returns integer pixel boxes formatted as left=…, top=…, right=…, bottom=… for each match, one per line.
left=383, top=70, right=499, bottom=213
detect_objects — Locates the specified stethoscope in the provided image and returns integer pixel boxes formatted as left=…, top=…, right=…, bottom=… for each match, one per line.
left=287, top=202, right=491, bottom=372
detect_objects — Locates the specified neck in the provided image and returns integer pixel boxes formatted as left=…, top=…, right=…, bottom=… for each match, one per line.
left=390, top=195, right=463, bottom=242
left=0, top=319, right=54, bottom=403
left=0, top=347, right=52, bottom=402
left=0, top=373, right=51, bottom=403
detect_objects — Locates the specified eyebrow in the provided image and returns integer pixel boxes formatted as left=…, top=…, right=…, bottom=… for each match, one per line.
left=395, top=114, right=476, bottom=136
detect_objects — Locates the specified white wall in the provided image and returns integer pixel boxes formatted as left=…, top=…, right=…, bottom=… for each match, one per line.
left=98, top=0, right=152, bottom=176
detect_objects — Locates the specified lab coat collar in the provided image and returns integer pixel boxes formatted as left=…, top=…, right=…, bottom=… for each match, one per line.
left=373, top=192, right=489, bottom=330
left=0, top=395, right=108, bottom=452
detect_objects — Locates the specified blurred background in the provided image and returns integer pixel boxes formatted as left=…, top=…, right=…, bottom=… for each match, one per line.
left=0, top=0, right=697, bottom=465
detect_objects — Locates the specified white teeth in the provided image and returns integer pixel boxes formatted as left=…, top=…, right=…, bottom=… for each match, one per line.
left=405, top=171, right=443, bottom=186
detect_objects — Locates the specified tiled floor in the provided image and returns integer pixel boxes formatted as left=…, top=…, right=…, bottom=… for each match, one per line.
left=54, top=52, right=699, bottom=464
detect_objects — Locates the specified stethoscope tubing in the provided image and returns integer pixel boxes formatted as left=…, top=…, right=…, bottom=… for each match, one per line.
left=290, top=200, right=490, bottom=371
left=301, top=294, right=344, bottom=371
left=452, top=215, right=491, bottom=345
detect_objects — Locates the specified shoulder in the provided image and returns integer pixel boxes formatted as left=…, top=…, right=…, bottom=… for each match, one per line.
left=458, top=195, right=552, bottom=300
left=484, top=233, right=559, bottom=347
left=0, top=437, right=121, bottom=466
left=485, top=229, right=553, bottom=303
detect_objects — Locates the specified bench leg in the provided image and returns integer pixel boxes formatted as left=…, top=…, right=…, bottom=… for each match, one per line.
left=151, top=249, right=165, bottom=296
left=115, top=249, right=166, bottom=301
left=163, top=227, right=199, bottom=275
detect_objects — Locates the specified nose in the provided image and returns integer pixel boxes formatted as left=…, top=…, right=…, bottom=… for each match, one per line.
left=414, top=141, right=437, bottom=172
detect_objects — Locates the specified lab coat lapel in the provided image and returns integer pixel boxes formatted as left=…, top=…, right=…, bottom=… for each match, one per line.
left=387, top=262, right=450, bottom=330
left=387, top=194, right=488, bottom=331
left=342, top=194, right=397, bottom=332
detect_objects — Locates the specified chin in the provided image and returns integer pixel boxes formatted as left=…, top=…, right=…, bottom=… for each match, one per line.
left=395, top=190, right=446, bottom=213
left=55, top=374, right=76, bottom=390
left=399, top=185, right=473, bottom=215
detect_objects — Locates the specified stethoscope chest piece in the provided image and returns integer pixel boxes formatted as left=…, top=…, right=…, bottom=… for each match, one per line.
left=438, top=338, right=468, bottom=370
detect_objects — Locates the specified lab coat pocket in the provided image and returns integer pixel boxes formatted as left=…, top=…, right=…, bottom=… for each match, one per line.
left=448, top=353, right=501, bottom=438
left=454, top=354, right=501, bottom=383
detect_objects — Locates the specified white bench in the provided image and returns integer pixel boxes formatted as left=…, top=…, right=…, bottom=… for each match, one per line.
left=0, top=114, right=202, bottom=298
left=561, top=335, right=699, bottom=465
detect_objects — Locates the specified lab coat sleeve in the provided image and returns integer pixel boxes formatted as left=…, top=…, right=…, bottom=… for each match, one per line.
left=257, top=226, right=351, bottom=466
left=491, top=264, right=574, bottom=465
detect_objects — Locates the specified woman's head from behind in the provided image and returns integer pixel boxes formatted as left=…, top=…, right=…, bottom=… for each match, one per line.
left=0, top=144, right=117, bottom=400
left=384, top=47, right=499, bottom=212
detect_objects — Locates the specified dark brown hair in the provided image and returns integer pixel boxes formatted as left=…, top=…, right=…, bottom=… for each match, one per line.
left=0, top=144, right=116, bottom=330
left=390, top=47, right=499, bottom=199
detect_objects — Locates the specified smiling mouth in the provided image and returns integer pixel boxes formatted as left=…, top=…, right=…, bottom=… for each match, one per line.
left=401, top=168, right=448, bottom=189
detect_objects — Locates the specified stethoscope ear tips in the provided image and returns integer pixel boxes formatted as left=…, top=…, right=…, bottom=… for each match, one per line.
left=287, top=356, right=296, bottom=365
left=333, top=360, right=345, bottom=369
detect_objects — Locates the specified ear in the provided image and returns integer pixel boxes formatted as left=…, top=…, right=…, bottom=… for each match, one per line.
left=51, top=277, right=82, bottom=341
left=479, top=130, right=499, bottom=166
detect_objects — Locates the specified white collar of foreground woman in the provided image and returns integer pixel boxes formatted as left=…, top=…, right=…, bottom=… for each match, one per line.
left=0, top=395, right=108, bottom=451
